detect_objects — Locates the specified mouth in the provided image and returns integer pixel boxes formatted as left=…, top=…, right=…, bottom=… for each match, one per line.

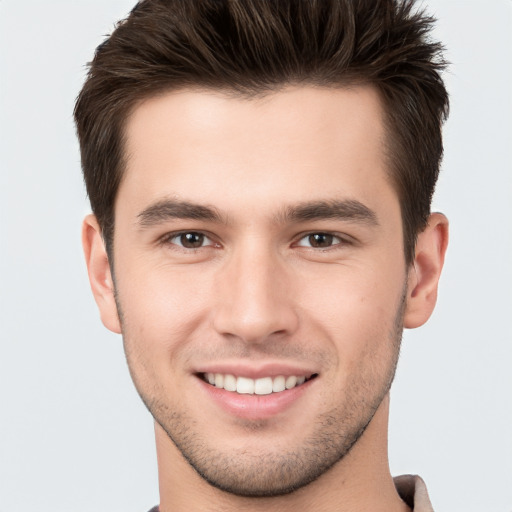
left=199, top=372, right=318, bottom=395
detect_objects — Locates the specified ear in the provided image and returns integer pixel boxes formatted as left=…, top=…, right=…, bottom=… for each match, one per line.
left=82, top=214, right=122, bottom=334
left=404, top=213, right=449, bottom=329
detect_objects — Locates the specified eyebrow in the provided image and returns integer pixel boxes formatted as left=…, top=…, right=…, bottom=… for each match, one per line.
left=277, top=199, right=379, bottom=226
left=137, top=199, right=224, bottom=227
left=136, top=198, right=378, bottom=228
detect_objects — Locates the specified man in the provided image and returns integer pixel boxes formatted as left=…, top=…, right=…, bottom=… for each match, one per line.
left=75, top=0, right=449, bottom=510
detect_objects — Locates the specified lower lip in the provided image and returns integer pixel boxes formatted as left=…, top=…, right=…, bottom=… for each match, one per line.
left=197, top=376, right=315, bottom=420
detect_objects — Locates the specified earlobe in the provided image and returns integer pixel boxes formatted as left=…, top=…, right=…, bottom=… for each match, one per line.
left=404, top=213, right=449, bottom=329
left=82, top=214, right=122, bottom=334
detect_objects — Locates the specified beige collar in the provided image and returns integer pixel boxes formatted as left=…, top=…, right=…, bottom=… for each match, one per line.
left=394, top=474, right=434, bottom=512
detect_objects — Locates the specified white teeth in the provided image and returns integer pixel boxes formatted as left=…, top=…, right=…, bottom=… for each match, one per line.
left=285, top=375, right=297, bottom=389
left=272, top=375, right=286, bottom=393
left=223, top=374, right=237, bottom=392
left=204, top=373, right=312, bottom=394
left=236, top=376, right=255, bottom=394
left=254, top=377, right=273, bottom=395
left=214, top=373, right=224, bottom=388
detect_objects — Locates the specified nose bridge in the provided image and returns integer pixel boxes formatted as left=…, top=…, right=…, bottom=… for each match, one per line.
left=213, top=236, right=297, bottom=342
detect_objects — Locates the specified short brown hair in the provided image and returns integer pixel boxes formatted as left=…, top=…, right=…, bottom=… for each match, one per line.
left=74, top=0, right=448, bottom=263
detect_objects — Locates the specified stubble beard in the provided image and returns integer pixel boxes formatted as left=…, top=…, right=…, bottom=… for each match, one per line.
left=118, top=291, right=406, bottom=498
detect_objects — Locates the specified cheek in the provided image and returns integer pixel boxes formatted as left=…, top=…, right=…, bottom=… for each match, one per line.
left=116, top=267, right=211, bottom=406
left=114, top=261, right=214, bottom=366
left=296, top=264, right=404, bottom=362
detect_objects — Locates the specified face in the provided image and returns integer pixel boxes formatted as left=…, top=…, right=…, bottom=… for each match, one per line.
left=109, top=86, right=409, bottom=496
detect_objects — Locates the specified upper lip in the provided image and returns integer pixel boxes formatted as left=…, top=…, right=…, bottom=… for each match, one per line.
left=194, top=362, right=319, bottom=379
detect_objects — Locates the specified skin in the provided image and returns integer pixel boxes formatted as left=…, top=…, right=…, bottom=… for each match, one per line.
left=83, top=85, right=448, bottom=512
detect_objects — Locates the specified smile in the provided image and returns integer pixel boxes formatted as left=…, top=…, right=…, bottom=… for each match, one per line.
left=201, top=373, right=317, bottom=395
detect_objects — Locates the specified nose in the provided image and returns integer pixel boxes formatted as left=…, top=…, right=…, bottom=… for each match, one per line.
left=212, top=241, right=299, bottom=344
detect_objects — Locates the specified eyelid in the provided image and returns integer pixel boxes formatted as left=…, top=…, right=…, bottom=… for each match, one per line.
left=293, top=231, right=352, bottom=249
left=156, top=229, right=354, bottom=250
left=158, top=230, right=220, bottom=248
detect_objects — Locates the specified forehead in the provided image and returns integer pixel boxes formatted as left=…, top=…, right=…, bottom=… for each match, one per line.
left=119, top=85, right=395, bottom=220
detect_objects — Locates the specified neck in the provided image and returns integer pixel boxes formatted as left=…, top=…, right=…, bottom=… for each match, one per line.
left=156, top=394, right=410, bottom=512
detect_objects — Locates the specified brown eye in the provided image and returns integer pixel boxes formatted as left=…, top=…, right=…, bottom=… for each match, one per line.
left=162, top=231, right=219, bottom=252
left=179, top=232, right=205, bottom=248
left=308, top=233, right=335, bottom=248
left=295, top=232, right=345, bottom=249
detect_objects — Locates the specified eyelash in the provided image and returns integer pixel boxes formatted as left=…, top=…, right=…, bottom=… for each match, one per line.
left=158, top=230, right=351, bottom=251
left=294, top=232, right=347, bottom=250
left=158, top=231, right=219, bottom=250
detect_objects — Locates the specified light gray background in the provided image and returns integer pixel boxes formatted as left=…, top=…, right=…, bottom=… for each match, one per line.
left=0, top=1, right=510, bottom=511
